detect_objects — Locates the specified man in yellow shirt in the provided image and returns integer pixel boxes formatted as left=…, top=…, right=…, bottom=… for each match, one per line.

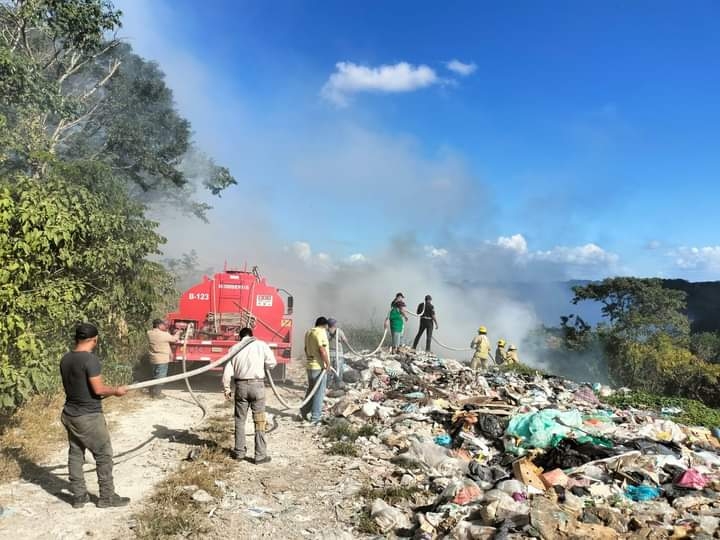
left=300, top=317, right=330, bottom=424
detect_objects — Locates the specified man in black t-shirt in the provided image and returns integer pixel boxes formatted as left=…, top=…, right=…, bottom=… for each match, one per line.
left=60, top=323, right=129, bottom=509
left=412, top=295, right=438, bottom=352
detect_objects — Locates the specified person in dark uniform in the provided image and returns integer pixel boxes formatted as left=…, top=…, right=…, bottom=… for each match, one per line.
left=59, top=323, right=130, bottom=509
left=412, top=295, right=438, bottom=352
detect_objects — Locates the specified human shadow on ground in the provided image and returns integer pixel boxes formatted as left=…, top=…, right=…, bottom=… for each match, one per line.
left=1, top=447, right=77, bottom=506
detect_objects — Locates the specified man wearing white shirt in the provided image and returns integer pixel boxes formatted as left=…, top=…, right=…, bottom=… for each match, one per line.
left=222, top=328, right=276, bottom=464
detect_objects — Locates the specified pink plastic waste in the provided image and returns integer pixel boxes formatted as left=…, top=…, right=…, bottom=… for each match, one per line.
left=675, top=469, right=709, bottom=490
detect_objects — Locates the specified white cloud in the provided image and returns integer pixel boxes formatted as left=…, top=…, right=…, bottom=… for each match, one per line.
left=647, top=240, right=661, bottom=250
left=671, top=246, right=720, bottom=270
left=446, top=59, right=477, bottom=76
left=493, top=234, right=618, bottom=270
left=424, top=246, right=448, bottom=258
left=347, top=253, right=367, bottom=263
left=496, top=234, right=528, bottom=255
left=321, top=61, right=439, bottom=106
left=530, top=243, right=619, bottom=266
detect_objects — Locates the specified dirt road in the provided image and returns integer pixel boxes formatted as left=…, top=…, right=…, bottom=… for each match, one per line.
left=0, top=372, right=363, bottom=539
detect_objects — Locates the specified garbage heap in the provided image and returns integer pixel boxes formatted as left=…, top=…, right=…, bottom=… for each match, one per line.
left=325, top=351, right=720, bottom=539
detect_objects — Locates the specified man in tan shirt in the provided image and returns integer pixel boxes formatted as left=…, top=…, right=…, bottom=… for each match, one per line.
left=146, top=319, right=179, bottom=398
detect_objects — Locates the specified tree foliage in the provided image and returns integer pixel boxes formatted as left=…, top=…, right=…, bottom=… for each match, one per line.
left=0, top=0, right=234, bottom=408
left=571, top=277, right=689, bottom=342
left=0, top=0, right=236, bottom=218
left=562, top=277, right=720, bottom=407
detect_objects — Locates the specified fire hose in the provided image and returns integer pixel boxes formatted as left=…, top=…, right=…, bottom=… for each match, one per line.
left=264, top=367, right=328, bottom=411
left=181, top=324, right=207, bottom=423
left=344, top=328, right=388, bottom=357
left=124, top=338, right=258, bottom=391
left=432, top=336, right=473, bottom=352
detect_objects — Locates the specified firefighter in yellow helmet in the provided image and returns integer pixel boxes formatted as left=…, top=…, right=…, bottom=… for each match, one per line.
left=470, top=326, right=491, bottom=371
left=495, top=339, right=507, bottom=365
left=506, top=344, right=519, bottom=364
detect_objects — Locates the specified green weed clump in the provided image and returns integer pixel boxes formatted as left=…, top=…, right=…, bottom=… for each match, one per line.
left=327, top=441, right=359, bottom=457
left=358, top=485, right=421, bottom=505
left=499, top=363, right=550, bottom=378
left=324, top=421, right=378, bottom=442
left=603, top=391, right=720, bottom=429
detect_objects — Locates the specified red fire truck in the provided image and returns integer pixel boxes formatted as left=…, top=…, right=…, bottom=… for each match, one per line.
left=166, top=266, right=293, bottom=379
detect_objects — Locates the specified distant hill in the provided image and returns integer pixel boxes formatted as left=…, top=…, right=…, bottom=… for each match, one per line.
left=663, top=279, right=720, bottom=333
left=464, top=279, right=720, bottom=332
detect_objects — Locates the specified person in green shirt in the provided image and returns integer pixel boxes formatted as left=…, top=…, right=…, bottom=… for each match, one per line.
left=386, top=292, right=409, bottom=354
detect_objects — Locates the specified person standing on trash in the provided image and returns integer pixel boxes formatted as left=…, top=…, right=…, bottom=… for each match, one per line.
left=506, top=344, right=519, bottom=364
left=146, top=318, right=180, bottom=399
left=60, top=323, right=130, bottom=509
left=300, top=317, right=330, bottom=425
left=412, top=294, right=438, bottom=352
left=470, top=326, right=491, bottom=371
left=222, top=327, right=276, bottom=464
left=327, top=318, right=350, bottom=389
left=386, top=292, right=409, bottom=354
left=495, top=339, right=507, bottom=365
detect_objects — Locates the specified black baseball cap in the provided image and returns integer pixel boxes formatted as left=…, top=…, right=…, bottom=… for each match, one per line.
left=75, top=323, right=98, bottom=341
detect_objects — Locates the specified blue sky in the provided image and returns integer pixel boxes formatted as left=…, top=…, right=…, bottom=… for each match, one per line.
left=117, top=0, right=720, bottom=281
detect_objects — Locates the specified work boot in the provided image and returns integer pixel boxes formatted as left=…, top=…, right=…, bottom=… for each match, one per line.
left=71, top=493, right=90, bottom=509
left=97, top=493, right=130, bottom=508
left=229, top=449, right=245, bottom=461
left=255, top=456, right=271, bottom=465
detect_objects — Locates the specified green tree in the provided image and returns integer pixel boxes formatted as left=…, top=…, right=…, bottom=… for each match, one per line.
left=0, top=0, right=236, bottom=217
left=0, top=0, right=234, bottom=407
left=571, top=277, right=689, bottom=343
left=690, top=331, right=720, bottom=364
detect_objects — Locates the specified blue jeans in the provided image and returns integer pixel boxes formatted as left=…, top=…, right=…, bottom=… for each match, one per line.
left=392, top=331, right=402, bottom=348
left=151, top=363, right=169, bottom=396
left=300, top=369, right=326, bottom=422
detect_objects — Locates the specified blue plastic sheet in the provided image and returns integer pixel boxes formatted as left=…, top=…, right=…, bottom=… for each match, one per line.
left=434, top=434, right=452, bottom=447
left=625, top=485, right=660, bottom=502
left=505, top=409, right=583, bottom=449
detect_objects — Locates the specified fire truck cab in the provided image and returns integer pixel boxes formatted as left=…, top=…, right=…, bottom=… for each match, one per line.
left=166, top=266, right=293, bottom=380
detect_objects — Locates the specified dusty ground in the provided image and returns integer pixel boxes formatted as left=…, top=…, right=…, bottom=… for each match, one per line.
left=0, top=367, right=364, bottom=540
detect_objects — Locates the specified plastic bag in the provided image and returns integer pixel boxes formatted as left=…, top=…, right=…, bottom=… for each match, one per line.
left=506, top=409, right=583, bottom=449
left=440, top=478, right=483, bottom=505
left=625, top=485, right=660, bottom=502
left=674, top=469, right=708, bottom=490
left=394, top=439, right=464, bottom=476
left=434, top=433, right=452, bottom=447
left=370, top=499, right=411, bottom=533
left=477, top=414, right=505, bottom=439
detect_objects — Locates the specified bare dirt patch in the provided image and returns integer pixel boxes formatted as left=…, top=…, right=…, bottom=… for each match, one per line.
left=0, top=368, right=371, bottom=540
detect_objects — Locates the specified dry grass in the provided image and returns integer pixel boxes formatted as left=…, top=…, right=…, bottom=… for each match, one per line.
left=0, top=392, right=144, bottom=483
left=132, top=412, right=235, bottom=539
left=0, top=393, right=65, bottom=482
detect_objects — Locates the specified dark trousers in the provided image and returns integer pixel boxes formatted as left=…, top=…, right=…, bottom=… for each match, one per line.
left=61, top=412, right=114, bottom=499
left=234, top=380, right=267, bottom=460
left=412, top=318, right=434, bottom=352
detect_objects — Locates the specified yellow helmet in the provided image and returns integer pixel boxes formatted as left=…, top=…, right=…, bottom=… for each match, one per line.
left=478, top=326, right=487, bottom=334
left=509, top=344, right=517, bottom=351
left=498, top=339, right=506, bottom=347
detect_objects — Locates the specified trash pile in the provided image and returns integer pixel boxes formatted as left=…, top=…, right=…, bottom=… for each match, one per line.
left=323, top=350, right=720, bottom=539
